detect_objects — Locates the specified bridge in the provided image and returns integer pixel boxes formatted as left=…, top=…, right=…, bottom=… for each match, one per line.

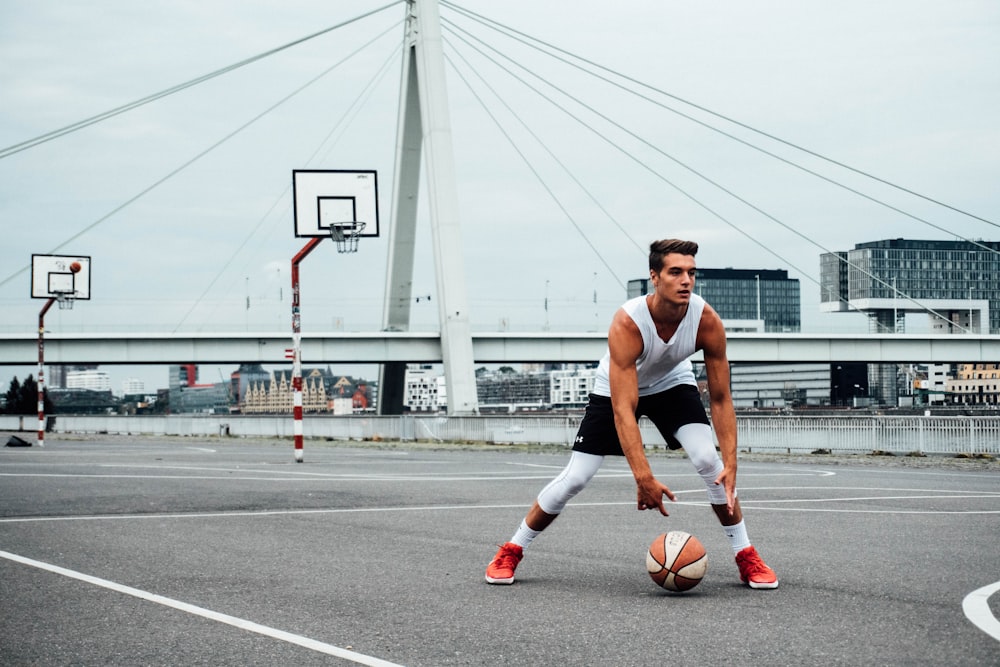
left=2, top=332, right=999, bottom=366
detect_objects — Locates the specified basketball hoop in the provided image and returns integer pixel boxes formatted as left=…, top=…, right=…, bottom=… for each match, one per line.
left=54, top=291, right=75, bottom=310
left=330, top=221, right=366, bottom=254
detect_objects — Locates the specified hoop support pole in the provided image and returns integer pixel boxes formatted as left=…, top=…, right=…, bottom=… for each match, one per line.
left=37, top=297, right=55, bottom=447
left=291, top=237, right=323, bottom=462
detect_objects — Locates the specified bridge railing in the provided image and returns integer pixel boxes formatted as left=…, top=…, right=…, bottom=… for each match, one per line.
left=4, top=413, right=998, bottom=456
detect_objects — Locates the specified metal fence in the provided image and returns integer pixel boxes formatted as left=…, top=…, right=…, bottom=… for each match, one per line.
left=4, top=413, right=998, bottom=456
left=736, top=415, right=1000, bottom=455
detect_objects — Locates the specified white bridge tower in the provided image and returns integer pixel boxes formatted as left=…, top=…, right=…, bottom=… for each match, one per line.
left=379, top=0, right=479, bottom=415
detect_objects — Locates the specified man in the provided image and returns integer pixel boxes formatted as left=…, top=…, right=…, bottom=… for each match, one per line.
left=485, top=239, right=778, bottom=589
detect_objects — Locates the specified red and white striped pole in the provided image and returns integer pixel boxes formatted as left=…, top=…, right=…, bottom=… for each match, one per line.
left=291, top=238, right=323, bottom=463
left=291, top=333, right=303, bottom=462
left=37, top=297, right=55, bottom=447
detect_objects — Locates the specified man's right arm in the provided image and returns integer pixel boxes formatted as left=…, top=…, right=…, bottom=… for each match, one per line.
left=608, top=309, right=676, bottom=514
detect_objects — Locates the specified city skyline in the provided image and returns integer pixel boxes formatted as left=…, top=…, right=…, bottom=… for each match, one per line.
left=6, top=235, right=999, bottom=393
left=2, top=1, right=998, bottom=392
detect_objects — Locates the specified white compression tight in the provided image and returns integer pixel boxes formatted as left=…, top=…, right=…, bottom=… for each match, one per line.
left=536, top=451, right=605, bottom=514
left=535, top=423, right=730, bottom=515
left=675, top=423, right=730, bottom=506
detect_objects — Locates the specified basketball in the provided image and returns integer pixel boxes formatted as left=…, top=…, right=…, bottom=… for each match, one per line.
left=646, top=531, right=707, bottom=592
left=69, top=261, right=82, bottom=273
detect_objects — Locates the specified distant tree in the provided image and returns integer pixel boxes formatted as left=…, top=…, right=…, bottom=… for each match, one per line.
left=4, top=377, right=21, bottom=414
left=19, top=375, right=39, bottom=415
left=498, top=366, right=517, bottom=375
left=3, top=374, right=53, bottom=415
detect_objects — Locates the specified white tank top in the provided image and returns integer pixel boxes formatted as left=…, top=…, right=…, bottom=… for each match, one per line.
left=593, top=293, right=704, bottom=397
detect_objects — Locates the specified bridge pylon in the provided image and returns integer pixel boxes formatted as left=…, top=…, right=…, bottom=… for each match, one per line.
left=379, top=0, right=479, bottom=415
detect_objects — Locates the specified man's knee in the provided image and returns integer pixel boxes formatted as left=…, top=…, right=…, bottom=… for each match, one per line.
left=536, top=451, right=603, bottom=514
left=675, top=423, right=720, bottom=474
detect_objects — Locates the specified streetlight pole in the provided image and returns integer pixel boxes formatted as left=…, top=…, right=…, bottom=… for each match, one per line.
left=544, top=279, right=550, bottom=331
left=755, top=274, right=761, bottom=322
left=969, top=285, right=974, bottom=334
left=892, top=276, right=897, bottom=333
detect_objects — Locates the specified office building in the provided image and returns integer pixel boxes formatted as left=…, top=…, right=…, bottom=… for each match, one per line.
left=946, top=363, right=1000, bottom=406
left=168, top=364, right=231, bottom=414
left=121, top=378, right=145, bottom=395
left=66, top=368, right=111, bottom=391
left=821, top=238, right=1000, bottom=405
left=405, top=365, right=448, bottom=412
left=549, top=365, right=598, bottom=411
left=476, top=368, right=550, bottom=412
left=820, top=238, right=999, bottom=334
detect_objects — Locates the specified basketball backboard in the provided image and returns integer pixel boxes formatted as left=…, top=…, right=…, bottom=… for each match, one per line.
left=292, top=170, right=379, bottom=238
left=31, top=254, right=91, bottom=300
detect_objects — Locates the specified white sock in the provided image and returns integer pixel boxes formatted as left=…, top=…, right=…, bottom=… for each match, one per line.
left=723, top=520, right=751, bottom=554
left=511, top=519, right=541, bottom=549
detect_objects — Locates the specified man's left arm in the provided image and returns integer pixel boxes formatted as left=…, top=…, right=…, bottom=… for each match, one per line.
left=697, top=306, right=738, bottom=512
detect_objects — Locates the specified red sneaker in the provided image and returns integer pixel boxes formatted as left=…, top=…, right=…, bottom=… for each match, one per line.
left=735, top=546, right=779, bottom=589
left=485, top=542, right=523, bottom=585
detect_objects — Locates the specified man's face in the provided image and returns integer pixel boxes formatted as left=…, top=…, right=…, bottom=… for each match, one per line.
left=650, top=253, right=696, bottom=304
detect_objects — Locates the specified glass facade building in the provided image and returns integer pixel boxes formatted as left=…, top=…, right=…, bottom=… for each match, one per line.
left=821, top=238, right=1000, bottom=406
left=820, top=238, right=1000, bottom=334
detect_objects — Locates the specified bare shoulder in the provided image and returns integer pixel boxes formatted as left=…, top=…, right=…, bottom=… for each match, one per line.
left=609, top=306, right=640, bottom=334
left=696, top=303, right=726, bottom=352
left=608, top=307, right=643, bottom=360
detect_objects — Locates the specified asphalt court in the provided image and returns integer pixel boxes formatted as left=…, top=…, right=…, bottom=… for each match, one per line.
left=2, top=434, right=999, bottom=666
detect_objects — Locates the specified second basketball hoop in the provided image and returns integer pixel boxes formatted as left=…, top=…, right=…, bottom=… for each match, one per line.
left=288, top=169, right=379, bottom=464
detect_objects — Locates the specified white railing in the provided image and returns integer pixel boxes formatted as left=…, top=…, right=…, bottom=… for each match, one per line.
left=736, top=415, right=1000, bottom=455
left=4, top=413, right=998, bottom=456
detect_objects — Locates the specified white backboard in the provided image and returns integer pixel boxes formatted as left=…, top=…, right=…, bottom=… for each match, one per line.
left=292, top=170, right=379, bottom=238
left=31, top=254, right=91, bottom=300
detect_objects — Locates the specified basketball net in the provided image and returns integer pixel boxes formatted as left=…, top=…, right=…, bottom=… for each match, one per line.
left=55, top=291, right=75, bottom=310
left=330, top=221, right=365, bottom=254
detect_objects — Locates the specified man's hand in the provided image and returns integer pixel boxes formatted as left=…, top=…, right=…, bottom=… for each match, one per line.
left=636, top=476, right=676, bottom=516
left=713, top=466, right=737, bottom=515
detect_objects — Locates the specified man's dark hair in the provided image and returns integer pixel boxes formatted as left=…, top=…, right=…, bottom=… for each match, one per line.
left=649, top=239, right=699, bottom=272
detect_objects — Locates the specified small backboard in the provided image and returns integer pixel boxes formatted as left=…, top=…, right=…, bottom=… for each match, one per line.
left=292, top=170, right=379, bottom=238
left=31, top=254, right=91, bottom=300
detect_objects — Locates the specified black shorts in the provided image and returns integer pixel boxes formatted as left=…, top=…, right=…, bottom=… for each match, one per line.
left=572, top=384, right=710, bottom=456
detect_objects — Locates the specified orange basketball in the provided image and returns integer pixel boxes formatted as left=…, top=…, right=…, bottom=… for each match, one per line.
left=69, top=261, right=82, bottom=273
left=646, top=531, right=707, bottom=592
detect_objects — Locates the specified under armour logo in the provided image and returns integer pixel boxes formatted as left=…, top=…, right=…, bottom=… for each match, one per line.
left=575, top=436, right=584, bottom=443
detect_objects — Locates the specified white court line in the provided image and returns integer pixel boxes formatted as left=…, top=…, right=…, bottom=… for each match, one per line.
left=109, top=463, right=609, bottom=479
left=808, top=466, right=1000, bottom=480
left=742, top=506, right=1000, bottom=514
left=0, top=549, right=404, bottom=666
left=0, top=471, right=633, bottom=482
left=743, top=494, right=1000, bottom=504
left=963, top=581, right=1000, bottom=642
left=0, top=501, right=659, bottom=524
left=2, top=485, right=996, bottom=524
left=0, top=463, right=842, bottom=483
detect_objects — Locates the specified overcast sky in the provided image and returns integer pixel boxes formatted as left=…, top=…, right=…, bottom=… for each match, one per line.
left=2, top=0, right=998, bottom=392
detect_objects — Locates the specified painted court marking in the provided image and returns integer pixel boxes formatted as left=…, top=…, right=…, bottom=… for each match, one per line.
left=0, top=549, right=404, bottom=666
left=963, top=581, right=1000, bottom=642
left=0, top=462, right=843, bottom=483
